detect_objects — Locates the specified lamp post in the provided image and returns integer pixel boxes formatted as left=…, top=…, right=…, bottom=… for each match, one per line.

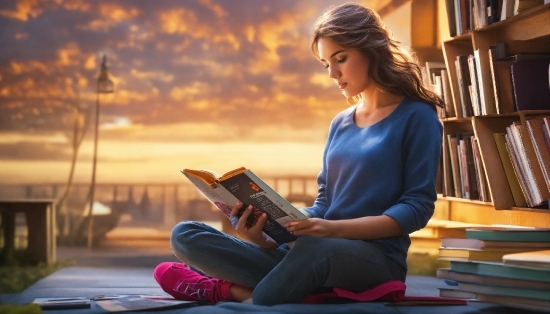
left=87, top=55, right=114, bottom=248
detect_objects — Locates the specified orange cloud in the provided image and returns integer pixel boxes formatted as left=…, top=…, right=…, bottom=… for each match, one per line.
left=130, top=69, right=174, bottom=83
left=0, top=0, right=44, bottom=21
left=199, top=0, right=227, bottom=18
left=159, top=8, right=239, bottom=50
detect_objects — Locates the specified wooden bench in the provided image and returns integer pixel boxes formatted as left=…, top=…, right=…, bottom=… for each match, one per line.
left=0, top=199, right=56, bottom=265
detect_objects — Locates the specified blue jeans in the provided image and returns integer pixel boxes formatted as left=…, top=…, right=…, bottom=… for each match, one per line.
left=170, top=221, right=405, bottom=305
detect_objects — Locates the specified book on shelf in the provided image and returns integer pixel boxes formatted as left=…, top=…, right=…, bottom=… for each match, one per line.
left=508, top=122, right=550, bottom=206
left=444, top=0, right=457, bottom=37
left=182, top=167, right=308, bottom=245
left=438, top=247, right=535, bottom=262
left=447, top=134, right=463, bottom=198
left=442, top=132, right=455, bottom=197
left=449, top=260, right=550, bottom=282
left=477, top=294, right=550, bottom=314
left=465, top=226, right=550, bottom=242
left=467, top=54, right=482, bottom=116
left=500, top=0, right=515, bottom=20
left=504, top=130, right=534, bottom=206
left=465, top=134, right=480, bottom=200
left=544, top=117, right=550, bottom=151
left=511, top=59, right=550, bottom=111
left=506, top=122, right=547, bottom=207
left=437, top=267, right=550, bottom=290
left=486, top=0, right=500, bottom=24
left=441, top=69, right=456, bottom=118
left=493, top=132, right=528, bottom=207
left=455, top=55, right=474, bottom=118
left=471, top=137, right=490, bottom=202
left=458, top=133, right=471, bottom=199
left=457, top=281, right=550, bottom=301
left=503, top=250, right=550, bottom=269
left=488, top=51, right=516, bottom=114
left=513, top=0, right=545, bottom=15
left=473, top=49, right=496, bottom=115
left=441, top=237, right=550, bottom=250
left=526, top=117, right=550, bottom=192
left=438, top=287, right=477, bottom=300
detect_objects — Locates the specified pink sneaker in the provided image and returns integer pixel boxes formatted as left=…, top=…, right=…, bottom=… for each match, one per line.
left=154, top=262, right=233, bottom=304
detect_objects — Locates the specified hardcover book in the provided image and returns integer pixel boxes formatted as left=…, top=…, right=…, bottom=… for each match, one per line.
left=438, top=247, right=532, bottom=262
left=465, top=227, right=550, bottom=242
left=450, top=260, right=550, bottom=282
left=511, top=59, right=550, bottom=111
left=182, top=167, right=308, bottom=244
left=503, top=250, right=550, bottom=269
left=441, top=237, right=550, bottom=250
left=458, top=281, right=550, bottom=301
left=33, top=297, right=91, bottom=310
left=437, top=267, right=550, bottom=290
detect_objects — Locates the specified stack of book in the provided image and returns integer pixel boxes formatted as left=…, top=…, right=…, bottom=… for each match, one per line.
left=437, top=226, right=550, bottom=312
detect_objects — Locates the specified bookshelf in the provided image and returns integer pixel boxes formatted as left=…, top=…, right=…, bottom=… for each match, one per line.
left=437, top=3, right=550, bottom=226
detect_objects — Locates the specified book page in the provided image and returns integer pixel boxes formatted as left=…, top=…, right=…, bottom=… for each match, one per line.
left=183, top=172, right=240, bottom=218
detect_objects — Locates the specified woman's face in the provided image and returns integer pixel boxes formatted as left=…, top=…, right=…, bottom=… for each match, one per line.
left=317, top=37, right=371, bottom=99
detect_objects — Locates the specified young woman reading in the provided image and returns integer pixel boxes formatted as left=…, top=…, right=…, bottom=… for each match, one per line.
left=154, top=3, right=443, bottom=305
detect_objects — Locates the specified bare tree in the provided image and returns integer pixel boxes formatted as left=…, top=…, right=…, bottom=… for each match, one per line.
left=57, top=90, right=91, bottom=238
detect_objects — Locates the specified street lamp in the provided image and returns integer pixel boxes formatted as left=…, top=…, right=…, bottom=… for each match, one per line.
left=87, top=55, right=114, bottom=248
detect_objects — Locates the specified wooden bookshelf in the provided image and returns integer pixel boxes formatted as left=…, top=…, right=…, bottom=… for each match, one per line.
left=438, top=3, right=550, bottom=222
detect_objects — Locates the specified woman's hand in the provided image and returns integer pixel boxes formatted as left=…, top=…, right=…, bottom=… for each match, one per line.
left=229, top=202, right=279, bottom=249
left=285, top=218, right=336, bottom=238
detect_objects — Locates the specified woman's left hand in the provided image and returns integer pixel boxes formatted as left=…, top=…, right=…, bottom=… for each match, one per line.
left=229, top=203, right=279, bottom=249
left=285, top=218, right=336, bottom=238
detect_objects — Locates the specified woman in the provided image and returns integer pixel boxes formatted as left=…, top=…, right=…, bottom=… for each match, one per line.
left=154, top=3, right=443, bottom=305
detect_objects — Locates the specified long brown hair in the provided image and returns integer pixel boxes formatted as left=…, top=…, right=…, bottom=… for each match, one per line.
left=311, top=3, right=444, bottom=110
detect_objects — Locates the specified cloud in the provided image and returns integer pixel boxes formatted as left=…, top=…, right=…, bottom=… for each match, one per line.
left=0, top=0, right=410, bottom=133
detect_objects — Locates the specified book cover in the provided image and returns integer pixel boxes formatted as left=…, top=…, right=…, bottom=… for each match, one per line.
left=438, top=287, right=476, bottom=300
left=441, top=69, right=456, bottom=117
left=467, top=54, right=482, bottom=116
left=95, top=295, right=195, bottom=312
left=182, top=167, right=308, bottom=244
left=438, top=247, right=533, bottom=261
left=504, top=130, right=534, bottom=206
left=450, top=260, right=550, bottom=282
left=465, top=228, right=550, bottom=242
left=493, top=133, right=527, bottom=207
left=445, top=0, right=457, bottom=37
left=437, top=267, right=550, bottom=289
left=471, top=137, right=490, bottom=201
left=486, top=0, right=500, bottom=24
left=464, top=135, right=479, bottom=200
left=503, top=250, right=550, bottom=269
left=526, top=117, right=550, bottom=193
left=448, top=134, right=463, bottom=198
left=458, top=135, right=470, bottom=199
left=511, top=59, right=550, bottom=111
left=33, top=297, right=91, bottom=310
left=441, top=237, right=550, bottom=250
left=456, top=55, right=474, bottom=117
left=474, top=48, right=497, bottom=115
left=508, top=122, right=548, bottom=206
left=458, top=281, right=550, bottom=301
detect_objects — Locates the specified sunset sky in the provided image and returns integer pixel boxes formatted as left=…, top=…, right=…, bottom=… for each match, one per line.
left=0, top=0, right=413, bottom=184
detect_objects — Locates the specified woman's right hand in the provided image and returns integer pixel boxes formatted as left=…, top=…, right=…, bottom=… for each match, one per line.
left=229, top=202, right=279, bottom=249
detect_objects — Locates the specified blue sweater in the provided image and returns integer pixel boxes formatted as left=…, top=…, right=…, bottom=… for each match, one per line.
left=304, top=97, right=443, bottom=272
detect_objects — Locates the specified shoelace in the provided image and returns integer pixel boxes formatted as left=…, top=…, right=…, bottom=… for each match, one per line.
left=175, top=281, right=211, bottom=300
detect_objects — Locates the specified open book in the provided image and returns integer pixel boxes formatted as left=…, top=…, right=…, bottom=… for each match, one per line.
left=182, top=167, right=308, bottom=244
